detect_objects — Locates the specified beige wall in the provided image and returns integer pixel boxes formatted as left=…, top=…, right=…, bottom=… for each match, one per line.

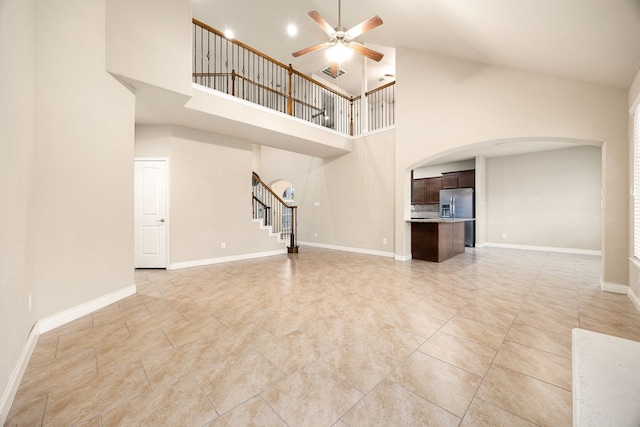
left=105, top=0, right=192, bottom=96
left=395, top=49, right=629, bottom=284
left=31, top=0, right=135, bottom=316
left=135, top=126, right=286, bottom=265
left=628, top=70, right=640, bottom=300
left=1, top=0, right=136, bottom=416
left=260, top=129, right=396, bottom=253
left=0, top=0, right=37, bottom=410
left=486, top=146, right=602, bottom=250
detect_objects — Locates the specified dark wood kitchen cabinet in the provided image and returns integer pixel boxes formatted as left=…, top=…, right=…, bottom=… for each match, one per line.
left=458, top=170, right=475, bottom=188
left=442, top=170, right=475, bottom=189
left=425, top=176, right=443, bottom=204
left=411, top=221, right=466, bottom=262
left=411, top=178, right=427, bottom=204
left=442, top=172, right=458, bottom=189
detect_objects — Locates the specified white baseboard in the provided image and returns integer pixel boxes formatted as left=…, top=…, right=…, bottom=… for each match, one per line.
left=297, top=241, right=395, bottom=258
left=0, top=325, right=39, bottom=425
left=169, top=249, right=288, bottom=270
left=38, top=284, right=136, bottom=334
left=395, top=254, right=412, bottom=262
left=483, top=242, right=601, bottom=256
left=1, top=283, right=136, bottom=425
left=628, top=287, right=640, bottom=314
left=600, top=280, right=629, bottom=295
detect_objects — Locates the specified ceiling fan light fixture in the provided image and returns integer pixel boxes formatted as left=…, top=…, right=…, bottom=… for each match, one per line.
left=326, top=42, right=353, bottom=64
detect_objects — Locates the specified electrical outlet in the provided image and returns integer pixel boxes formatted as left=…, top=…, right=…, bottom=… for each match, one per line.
left=383, top=238, right=387, bottom=245
left=314, top=232, right=318, bottom=238
left=502, top=233, right=507, bottom=239
left=221, top=242, right=226, bottom=249
left=314, top=201, right=320, bottom=206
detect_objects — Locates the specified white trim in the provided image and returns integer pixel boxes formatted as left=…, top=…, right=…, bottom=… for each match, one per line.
left=134, top=157, right=170, bottom=269
left=298, top=241, right=395, bottom=258
left=168, top=249, right=288, bottom=270
left=395, top=253, right=412, bottom=262
left=38, top=284, right=137, bottom=334
left=0, top=325, right=39, bottom=425
left=628, top=287, right=640, bottom=314
left=1, top=283, right=136, bottom=424
left=483, top=242, right=601, bottom=256
left=599, top=280, right=629, bottom=295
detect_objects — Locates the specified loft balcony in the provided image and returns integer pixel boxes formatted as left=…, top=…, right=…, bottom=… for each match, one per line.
left=191, top=19, right=395, bottom=139
left=110, top=14, right=395, bottom=159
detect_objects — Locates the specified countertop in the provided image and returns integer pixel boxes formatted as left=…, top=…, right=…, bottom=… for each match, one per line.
left=572, top=328, right=640, bottom=427
left=408, top=218, right=475, bottom=223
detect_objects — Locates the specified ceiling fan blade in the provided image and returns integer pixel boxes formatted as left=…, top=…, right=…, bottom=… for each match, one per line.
left=307, top=11, right=335, bottom=36
left=292, top=42, right=330, bottom=58
left=330, top=62, right=339, bottom=77
left=349, top=42, right=384, bottom=62
left=345, top=15, right=383, bottom=39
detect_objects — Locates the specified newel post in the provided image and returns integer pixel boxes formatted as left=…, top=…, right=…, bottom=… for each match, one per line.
left=287, top=64, right=294, bottom=116
left=288, top=206, right=299, bottom=253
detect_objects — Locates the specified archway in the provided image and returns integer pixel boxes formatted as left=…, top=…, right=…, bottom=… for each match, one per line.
left=404, top=137, right=604, bottom=264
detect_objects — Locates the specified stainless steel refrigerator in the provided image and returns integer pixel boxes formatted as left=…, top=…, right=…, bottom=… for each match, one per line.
left=440, top=188, right=475, bottom=247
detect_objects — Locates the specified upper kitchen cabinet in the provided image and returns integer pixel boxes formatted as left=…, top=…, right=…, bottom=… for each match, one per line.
left=458, top=170, right=475, bottom=188
left=442, top=170, right=475, bottom=189
left=412, top=177, right=443, bottom=204
left=411, top=178, right=427, bottom=204
left=425, top=176, right=443, bottom=204
left=442, top=172, right=458, bottom=189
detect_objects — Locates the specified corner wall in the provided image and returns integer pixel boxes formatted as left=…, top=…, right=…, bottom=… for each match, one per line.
left=31, top=0, right=135, bottom=318
left=1, top=0, right=136, bottom=420
left=0, top=0, right=37, bottom=417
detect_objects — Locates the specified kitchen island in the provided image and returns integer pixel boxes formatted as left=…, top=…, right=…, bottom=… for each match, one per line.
left=409, top=218, right=475, bottom=262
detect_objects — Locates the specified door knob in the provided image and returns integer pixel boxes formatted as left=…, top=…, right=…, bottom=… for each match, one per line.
left=158, top=218, right=165, bottom=223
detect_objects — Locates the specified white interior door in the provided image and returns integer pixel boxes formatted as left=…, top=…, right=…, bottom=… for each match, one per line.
left=134, top=159, right=168, bottom=268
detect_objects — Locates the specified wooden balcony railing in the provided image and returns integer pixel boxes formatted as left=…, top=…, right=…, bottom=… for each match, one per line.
left=192, top=18, right=394, bottom=136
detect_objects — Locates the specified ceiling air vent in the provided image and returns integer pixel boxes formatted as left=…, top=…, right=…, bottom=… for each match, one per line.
left=320, top=66, right=346, bottom=79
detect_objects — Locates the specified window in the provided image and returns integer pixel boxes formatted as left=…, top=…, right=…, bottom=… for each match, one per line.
left=634, top=106, right=640, bottom=258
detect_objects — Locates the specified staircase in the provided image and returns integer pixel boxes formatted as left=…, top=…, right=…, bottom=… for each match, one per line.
left=252, top=173, right=298, bottom=253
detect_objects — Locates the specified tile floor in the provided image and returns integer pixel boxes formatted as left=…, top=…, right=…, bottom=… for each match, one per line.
left=6, top=246, right=640, bottom=426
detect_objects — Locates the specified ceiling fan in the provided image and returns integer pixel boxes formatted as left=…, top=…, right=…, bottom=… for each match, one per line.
left=292, top=0, right=384, bottom=77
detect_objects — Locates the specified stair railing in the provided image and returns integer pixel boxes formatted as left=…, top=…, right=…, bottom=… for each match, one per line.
left=252, top=173, right=298, bottom=253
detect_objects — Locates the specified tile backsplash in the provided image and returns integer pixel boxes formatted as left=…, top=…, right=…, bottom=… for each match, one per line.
left=411, top=204, right=439, bottom=218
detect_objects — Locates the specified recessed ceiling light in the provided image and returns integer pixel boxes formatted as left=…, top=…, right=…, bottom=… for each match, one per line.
left=287, top=24, right=297, bottom=36
left=224, top=29, right=234, bottom=39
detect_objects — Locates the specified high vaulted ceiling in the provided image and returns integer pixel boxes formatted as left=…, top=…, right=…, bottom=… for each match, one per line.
left=193, top=0, right=640, bottom=96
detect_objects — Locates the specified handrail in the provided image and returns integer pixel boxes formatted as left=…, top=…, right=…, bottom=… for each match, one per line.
left=193, top=19, right=288, bottom=68
left=366, top=80, right=396, bottom=97
left=192, top=19, right=354, bottom=102
left=253, top=173, right=296, bottom=210
left=252, top=173, right=298, bottom=252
